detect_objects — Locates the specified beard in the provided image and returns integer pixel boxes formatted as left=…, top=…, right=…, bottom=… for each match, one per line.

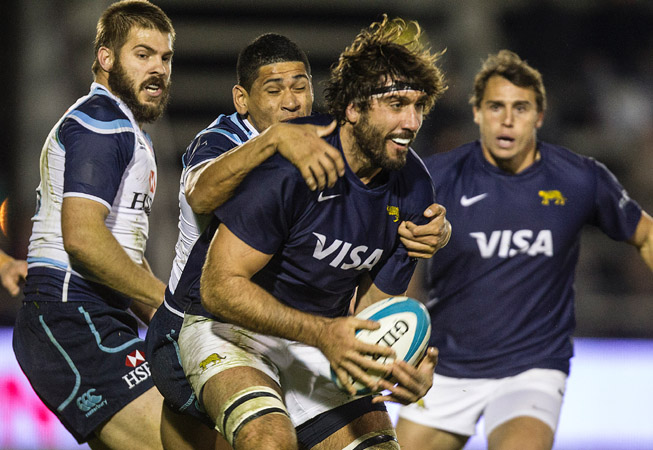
left=108, top=58, right=170, bottom=124
left=352, top=112, right=413, bottom=171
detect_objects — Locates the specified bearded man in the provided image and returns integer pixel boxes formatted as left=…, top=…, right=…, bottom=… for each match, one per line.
left=13, top=2, right=174, bottom=448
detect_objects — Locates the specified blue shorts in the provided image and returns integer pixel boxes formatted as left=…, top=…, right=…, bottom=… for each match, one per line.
left=13, top=300, right=155, bottom=443
left=144, top=304, right=213, bottom=427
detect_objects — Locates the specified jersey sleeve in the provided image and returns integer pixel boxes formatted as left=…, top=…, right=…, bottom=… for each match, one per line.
left=184, top=129, right=242, bottom=170
left=60, top=112, right=135, bottom=209
left=590, top=158, right=642, bottom=241
left=215, top=157, right=306, bottom=255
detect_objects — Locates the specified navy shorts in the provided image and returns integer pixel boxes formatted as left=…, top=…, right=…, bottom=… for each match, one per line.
left=13, top=300, right=156, bottom=443
left=145, top=305, right=213, bottom=427
left=295, top=395, right=388, bottom=449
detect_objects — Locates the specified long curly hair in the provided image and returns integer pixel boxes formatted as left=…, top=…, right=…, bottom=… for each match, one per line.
left=324, top=15, right=447, bottom=124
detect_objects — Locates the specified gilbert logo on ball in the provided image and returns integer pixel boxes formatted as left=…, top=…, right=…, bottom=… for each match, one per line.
left=331, top=296, right=431, bottom=395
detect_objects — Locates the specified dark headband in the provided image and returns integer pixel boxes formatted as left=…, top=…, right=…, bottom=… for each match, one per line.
left=370, top=82, right=425, bottom=96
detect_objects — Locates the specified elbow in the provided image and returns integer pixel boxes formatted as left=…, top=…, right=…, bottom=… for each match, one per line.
left=63, top=231, right=89, bottom=263
left=186, top=188, right=211, bottom=215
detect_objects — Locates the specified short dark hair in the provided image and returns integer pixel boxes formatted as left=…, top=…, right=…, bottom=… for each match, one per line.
left=92, top=0, right=175, bottom=74
left=237, top=33, right=311, bottom=92
left=324, top=15, right=447, bottom=124
left=470, top=50, right=546, bottom=112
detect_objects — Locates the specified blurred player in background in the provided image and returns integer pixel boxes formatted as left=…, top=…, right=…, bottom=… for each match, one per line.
left=0, top=249, right=26, bottom=297
left=177, top=15, right=445, bottom=450
left=12, top=1, right=175, bottom=448
left=396, top=49, right=653, bottom=450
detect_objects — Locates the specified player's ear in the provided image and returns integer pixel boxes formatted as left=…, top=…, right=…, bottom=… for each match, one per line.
left=345, top=102, right=360, bottom=124
left=473, top=106, right=480, bottom=125
left=535, top=111, right=544, bottom=129
left=97, top=46, right=114, bottom=72
left=233, top=85, right=249, bottom=115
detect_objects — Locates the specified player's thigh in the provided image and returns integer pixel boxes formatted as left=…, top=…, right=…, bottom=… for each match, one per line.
left=397, top=372, right=488, bottom=438
left=487, top=416, right=554, bottom=450
left=483, top=368, right=565, bottom=439
left=160, top=402, right=226, bottom=450
left=312, top=410, right=397, bottom=450
left=92, top=386, right=163, bottom=450
left=179, top=315, right=295, bottom=449
left=395, top=417, right=469, bottom=450
left=146, top=307, right=214, bottom=428
left=178, top=315, right=283, bottom=419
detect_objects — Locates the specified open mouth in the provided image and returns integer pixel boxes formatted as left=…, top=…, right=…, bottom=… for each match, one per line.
left=142, top=78, right=164, bottom=98
left=497, top=135, right=514, bottom=148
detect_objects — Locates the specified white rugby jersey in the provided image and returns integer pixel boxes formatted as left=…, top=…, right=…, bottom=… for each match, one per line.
left=27, top=83, right=157, bottom=276
left=166, top=113, right=257, bottom=304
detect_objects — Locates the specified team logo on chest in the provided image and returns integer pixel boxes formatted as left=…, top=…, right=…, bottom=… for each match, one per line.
left=387, top=205, right=400, bottom=222
left=538, top=190, right=566, bottom=205
left=312, top=232, right=384, bottom=270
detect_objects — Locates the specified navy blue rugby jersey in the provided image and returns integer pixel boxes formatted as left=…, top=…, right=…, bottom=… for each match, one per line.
left=184, top=114, right=436, bottom=319
left=424, top=140, right=642, bottom=379
left=165, top=113, right=257, bottom=315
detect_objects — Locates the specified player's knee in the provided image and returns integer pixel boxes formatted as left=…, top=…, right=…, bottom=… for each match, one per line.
left=342, top=429, right=400, bottom=450
left=215, top=386, right=292, bottom=448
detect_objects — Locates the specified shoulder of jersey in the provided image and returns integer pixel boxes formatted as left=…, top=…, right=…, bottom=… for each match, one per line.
left=78, top=93, right=130, bottom=122
left=331, top=296, right=431, bottom=395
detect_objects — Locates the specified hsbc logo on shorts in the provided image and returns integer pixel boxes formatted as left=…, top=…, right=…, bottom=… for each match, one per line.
left=125, top=350, right=146, bottom=368
left=312, top=232, right=383, bottom=270
left=122, top=350, right=152, bottom=389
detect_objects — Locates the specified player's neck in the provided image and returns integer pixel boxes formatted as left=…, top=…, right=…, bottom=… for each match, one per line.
left=483, top=146, right=540, bottom=175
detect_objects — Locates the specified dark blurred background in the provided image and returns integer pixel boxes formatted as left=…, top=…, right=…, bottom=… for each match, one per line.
left=1, top=0, right=651, bottom=337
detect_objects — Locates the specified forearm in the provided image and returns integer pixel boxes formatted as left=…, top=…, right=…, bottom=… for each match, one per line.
left=65, top=222, right=165, bottom=308
left=186, top=127, right=281, bottom=214
left=201, top=271, right=329, bottom=347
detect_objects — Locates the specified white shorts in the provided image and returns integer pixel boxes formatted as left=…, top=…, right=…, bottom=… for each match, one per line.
left=398, top=368, right=567, bottom=437
left=178, top=313, right=359, bottom=428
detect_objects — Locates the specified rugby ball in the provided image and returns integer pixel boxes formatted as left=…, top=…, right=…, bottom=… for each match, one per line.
left=330, top=296, right=431, bottom=395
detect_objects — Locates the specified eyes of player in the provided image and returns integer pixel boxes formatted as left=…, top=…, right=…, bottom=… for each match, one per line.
left=383, top=96, right=425, bottom=115
left=133, top=49, right=172, bottom=66
left=264, top=82, right=308, bottom=96
left=486, top=102, right=532, bottom=114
